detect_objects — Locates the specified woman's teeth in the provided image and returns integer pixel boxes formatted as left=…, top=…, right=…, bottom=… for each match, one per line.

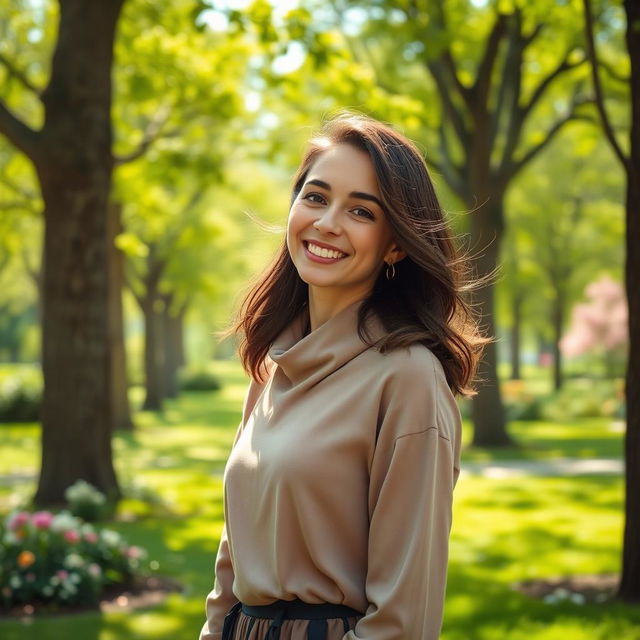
left=307, top=242, right=345, bottom=259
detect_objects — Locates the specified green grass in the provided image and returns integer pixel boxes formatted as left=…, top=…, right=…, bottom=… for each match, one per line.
left=461, top=417, right=625, bottom=462
left=0, top=360, right=638, bottom=640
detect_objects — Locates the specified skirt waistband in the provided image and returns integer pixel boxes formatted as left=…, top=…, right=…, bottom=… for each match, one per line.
left=221, top=599, right=362, bottom=640
left=242, top=599, right=362, bottom=620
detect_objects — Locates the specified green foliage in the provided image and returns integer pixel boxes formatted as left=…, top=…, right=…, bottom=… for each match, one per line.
left=541, top=379, right=625, bottom=422
left=0, top=509, right=148, bottom=610
left=501, top=375, right=624, bottom=424
left=64, top=481, right=107, bottom=523
left=0, top=369, right=41, bottom=423
left=179, top=367, right=222, bottom=392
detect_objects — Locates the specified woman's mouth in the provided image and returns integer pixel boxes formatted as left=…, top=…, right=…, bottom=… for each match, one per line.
left=304, top=241, right=348, bottom=262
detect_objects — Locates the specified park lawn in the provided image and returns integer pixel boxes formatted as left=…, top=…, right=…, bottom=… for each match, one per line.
left=0, top=360, right=637, bottom=640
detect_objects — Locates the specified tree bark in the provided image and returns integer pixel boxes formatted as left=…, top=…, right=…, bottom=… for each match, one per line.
left=161, top=295, right=186, bottom=399
left=510, top=291, right=523, bottom=380
left=469, top=199, right=511, bottom=446
left=619, top=0, right=640, bottom=601
left=551, top=288, right=565, bottom=391
left=141, top=295, right=164, bottom=411
left=32, top=0, right=124, bottom=505
left=107, top=202, right=133, bottom=431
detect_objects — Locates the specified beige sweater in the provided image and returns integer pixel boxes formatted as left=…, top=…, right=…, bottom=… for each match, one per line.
left=200, top=302, right=461, bottom=639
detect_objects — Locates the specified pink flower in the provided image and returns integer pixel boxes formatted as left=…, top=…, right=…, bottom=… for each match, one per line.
left=84, top=532, right=98, bottom=544
left=88, top=563, right=101, bottom=578
left=125, top=545, right=143, bottom=559
left=63, top=530, right=80, bottom=544
left=31, top=511, right=54, bottom=530
left=26, top=573, right=36, bottom=582
left=7, top=511, right=30, bottom=531
left=56, top=570, right=69, bottom=581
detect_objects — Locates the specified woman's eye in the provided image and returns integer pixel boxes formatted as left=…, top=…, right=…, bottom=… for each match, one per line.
left=303, top=192, right=326, bottom=204
left=353, top=207, right=375, bottom=220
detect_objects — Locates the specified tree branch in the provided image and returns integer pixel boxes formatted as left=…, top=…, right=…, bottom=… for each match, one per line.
left=506, top=107, right=581, bottom=181
left=429, top=0, right=472, bottom=110
left=0, top=99, right=40, bottom=159
left=0, top=53, right=42, bottom=96
left=582, top=0, right=630, bottom=171
left=520, top=51, right=587, bottom=122
left=426, top=59, right=470, bottom=148
left=436, top=125, right=466, bottom=197
left=491, top=13, right=525, bottom=152
left=599, top=58, right=630, bottom=84
left=113, top=105, right=174, bottom=166
left=473, top=13, right=508, bottom=109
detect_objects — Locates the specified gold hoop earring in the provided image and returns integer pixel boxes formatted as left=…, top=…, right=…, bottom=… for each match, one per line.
left=385, top=262, right=396, bottom=280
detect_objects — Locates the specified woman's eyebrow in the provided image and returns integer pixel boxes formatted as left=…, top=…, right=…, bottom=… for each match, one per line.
left=305, top=178, right=384, bottom=209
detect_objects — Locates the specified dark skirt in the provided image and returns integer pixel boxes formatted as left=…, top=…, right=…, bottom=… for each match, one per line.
left=222, top=599, right=363, bottom=640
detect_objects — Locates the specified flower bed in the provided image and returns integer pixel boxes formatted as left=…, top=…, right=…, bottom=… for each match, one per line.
left=0, top=509, right=147, bottom=611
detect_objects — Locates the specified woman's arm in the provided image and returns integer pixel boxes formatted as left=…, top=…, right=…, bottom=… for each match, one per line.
left=345, top=349, right=461, bottom=640
left=199, top=373, right=269, bottom=640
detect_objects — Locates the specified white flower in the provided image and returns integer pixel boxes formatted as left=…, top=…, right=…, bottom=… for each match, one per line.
left=9, top=575, right=22, bottom=589
left=42, top=586, right=54, bottom=597
left=64, top=553, right=84, bottom=569
left=2, top=531, right=18, bottom=545
left=569, top=593, right=586, bottom=605
left=69, top=573, right=81, bottom=585
left=100, top=529, right=121, bottom=546
left=65, top=480, right=106, bottom=505
left=51, top=511, right=80, bottom=533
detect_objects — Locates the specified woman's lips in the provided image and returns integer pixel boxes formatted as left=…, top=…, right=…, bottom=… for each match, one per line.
left=303, top=241, right=348, bottom=263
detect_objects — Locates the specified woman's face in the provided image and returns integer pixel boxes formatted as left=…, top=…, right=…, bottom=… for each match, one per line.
left=287, top=143, right=402, bottom=305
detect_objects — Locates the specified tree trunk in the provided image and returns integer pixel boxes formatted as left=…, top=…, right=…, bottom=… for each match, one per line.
left=34, top=0, right=124, bottom=506
left=108, top=202, right=133, bottom=431
left=469, top=199, right=511, bottom=447
left=161, top=297, right=186, bottom=399
left=510, top=292, right=522, bottom=380
left=619, top=0, right=640, bottom=601
left=141, top=296, right=164, bottom=411
left=551, top=288, right=565, bottom=391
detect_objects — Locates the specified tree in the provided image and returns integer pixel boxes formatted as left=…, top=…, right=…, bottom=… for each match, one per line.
left=583, top=0, right=640, bottom=602
left=561, top=275, right=627, bottom=377
left=0, top=0, right=125, bottom=504
left=255, top=0, right=590, bottom=444
left=500, top=128, right=623, bottom=390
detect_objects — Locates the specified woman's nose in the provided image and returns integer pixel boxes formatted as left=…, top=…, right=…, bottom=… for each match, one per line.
left=313, top=204, right=341, bottom=234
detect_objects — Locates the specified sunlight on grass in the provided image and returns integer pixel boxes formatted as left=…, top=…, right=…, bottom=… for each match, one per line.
left=1, top=360, right=638, bottom=639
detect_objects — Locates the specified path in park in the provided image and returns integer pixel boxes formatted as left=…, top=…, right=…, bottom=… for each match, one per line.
left=0, top=459, right=624, bottom=487
left=461, top=458, right=623, bottom=478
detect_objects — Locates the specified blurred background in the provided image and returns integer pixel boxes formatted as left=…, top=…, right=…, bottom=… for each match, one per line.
left=0, top=0, right=638, bottom=638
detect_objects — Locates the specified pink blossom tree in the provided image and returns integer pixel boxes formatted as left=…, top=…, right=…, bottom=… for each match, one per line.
left=561, top=275, right=628, bottom=376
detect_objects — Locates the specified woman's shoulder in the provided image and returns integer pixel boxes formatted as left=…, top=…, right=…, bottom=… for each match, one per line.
left=361, top=340, right=445, bottom=385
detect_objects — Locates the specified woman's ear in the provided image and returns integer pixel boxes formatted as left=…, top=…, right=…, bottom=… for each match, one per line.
left=384, top=244, right=407, bottom=265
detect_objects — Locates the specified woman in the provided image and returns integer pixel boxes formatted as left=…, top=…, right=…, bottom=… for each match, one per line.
left=200, top=113, right=487, bottom=640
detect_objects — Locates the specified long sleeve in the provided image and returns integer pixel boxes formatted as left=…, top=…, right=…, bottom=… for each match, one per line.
left=199, top=374, right=269, bottom=640
left=345, top=351, right=461, bottom=640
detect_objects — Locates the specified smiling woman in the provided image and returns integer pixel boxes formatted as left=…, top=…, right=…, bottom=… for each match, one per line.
left=199, top=113, right=490, bottom=640
left=286, top=143, right=404, bottom=327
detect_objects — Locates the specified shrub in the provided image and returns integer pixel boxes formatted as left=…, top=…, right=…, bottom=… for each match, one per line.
left=502, top=380, right=543, bottom=422
left=64, top=480, right=107, bottom=522
left=0, top=372, right=42, bottom=423
left=179, top=368, right=221, bottom=392
left=542, top=380, right=625, bottom=421
left=0, top=510, right=148, bottom=610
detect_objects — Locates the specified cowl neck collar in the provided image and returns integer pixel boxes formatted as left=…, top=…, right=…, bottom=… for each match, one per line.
left=269, top=301, right=384, bottom=387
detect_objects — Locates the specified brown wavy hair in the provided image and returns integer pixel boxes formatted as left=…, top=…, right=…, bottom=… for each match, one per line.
left=233, top=113, right=489, bottom=396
